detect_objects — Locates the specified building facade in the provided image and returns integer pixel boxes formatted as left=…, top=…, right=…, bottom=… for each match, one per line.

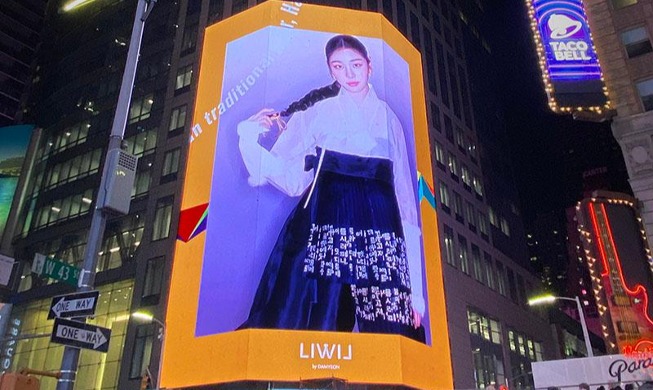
left=583, top=0, right=653, bottom=247
left=0, top=0, right=47, bottom=126
left=3, top=0, right=555, bottom=389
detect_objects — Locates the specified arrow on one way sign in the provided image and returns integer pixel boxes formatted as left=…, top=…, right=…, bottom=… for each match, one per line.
left=48, top=291, right=99, bottom=319
left=51, top=318, right=111, bottom=353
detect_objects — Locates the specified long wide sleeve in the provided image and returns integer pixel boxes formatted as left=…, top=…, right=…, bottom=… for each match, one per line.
left=387, top=109, right=425, bottom=317
left=237, top=111, right=316, bottom=197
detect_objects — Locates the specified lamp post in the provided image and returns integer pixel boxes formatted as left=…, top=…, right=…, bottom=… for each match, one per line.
left=57, top=1, right=157, bottom=389
left=132, top=311, right=165, bottom=390
left=528, top=294, right=594, bottom=357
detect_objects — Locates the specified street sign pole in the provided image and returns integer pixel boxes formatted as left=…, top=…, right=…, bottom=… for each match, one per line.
left=56, top=1, right=154, bottom=389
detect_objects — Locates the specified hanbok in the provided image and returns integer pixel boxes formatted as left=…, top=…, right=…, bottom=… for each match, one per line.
left=237, top=86, right=425, bottom=341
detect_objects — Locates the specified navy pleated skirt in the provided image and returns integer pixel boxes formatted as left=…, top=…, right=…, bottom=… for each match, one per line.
left=241, top=148, right=424, bottom=342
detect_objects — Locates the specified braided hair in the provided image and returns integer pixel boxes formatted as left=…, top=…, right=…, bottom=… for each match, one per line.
left=279, top=35, right=370, bottom=117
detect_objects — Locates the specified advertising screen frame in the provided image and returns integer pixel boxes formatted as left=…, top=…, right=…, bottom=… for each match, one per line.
left=163, top=2, right=452, bottom=389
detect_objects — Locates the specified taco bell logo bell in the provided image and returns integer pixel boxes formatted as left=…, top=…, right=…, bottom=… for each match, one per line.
left=547, top=13, right=591, bottom=61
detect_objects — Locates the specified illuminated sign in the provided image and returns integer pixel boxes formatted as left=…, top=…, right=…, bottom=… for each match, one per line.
left=577, top=195, right=653, bottom=354
left=0, top=125, right=32, bottom=239
left=526, top=0, right=610, bottom=113
left=164, top=2, right=452, bottom=389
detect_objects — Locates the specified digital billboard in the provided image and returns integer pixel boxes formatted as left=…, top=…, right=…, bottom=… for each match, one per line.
left=526, top=0, right=610, bottom=113
left=0, top=125, right=32, bottom=239
left=164, top=2, right=452, bottom=389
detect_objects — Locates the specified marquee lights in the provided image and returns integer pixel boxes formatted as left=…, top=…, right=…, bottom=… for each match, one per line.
left=578, top=197, right=653, bottom=354
left=525, top=0, right=611, bottom=113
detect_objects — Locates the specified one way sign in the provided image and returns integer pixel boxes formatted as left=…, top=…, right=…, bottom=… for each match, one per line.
left=51, top=318, right=111, bottom=353
left=48, top=290, right=99, bottom=319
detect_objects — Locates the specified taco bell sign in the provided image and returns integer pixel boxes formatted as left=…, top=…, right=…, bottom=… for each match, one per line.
left=527, top=0, right=608, bottom=112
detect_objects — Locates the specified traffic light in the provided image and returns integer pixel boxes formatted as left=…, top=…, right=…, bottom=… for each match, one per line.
left=139, top=372, right=151, bottom=390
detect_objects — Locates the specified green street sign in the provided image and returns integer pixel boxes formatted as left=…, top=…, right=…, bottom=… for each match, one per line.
left=41, top=257, right=80, bottom=287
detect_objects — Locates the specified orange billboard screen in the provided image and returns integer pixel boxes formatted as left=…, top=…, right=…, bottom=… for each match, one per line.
left=164, top=2, right=452, bottom=389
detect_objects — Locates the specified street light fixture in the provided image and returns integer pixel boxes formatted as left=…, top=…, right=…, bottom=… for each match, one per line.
left=528, top=294, right=594, bottom=357
left=132, top=311, right=165, bottom=390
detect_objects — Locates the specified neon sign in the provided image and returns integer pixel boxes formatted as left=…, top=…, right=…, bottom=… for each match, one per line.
left=526, top=0, right=610, bottom=113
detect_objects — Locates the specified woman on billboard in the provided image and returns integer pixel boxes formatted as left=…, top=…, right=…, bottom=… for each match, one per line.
left=237, top=35, right=425, bottom=342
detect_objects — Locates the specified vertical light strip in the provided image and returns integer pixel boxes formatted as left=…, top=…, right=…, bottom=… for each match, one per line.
left=588, top=202, right=610, bottom=276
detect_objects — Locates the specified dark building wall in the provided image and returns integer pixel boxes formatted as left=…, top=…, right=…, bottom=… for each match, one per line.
left=0, top=0, right=47, bottom=126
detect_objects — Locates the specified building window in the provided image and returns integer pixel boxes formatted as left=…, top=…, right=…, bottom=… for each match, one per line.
left=467, top=308, right=506, bottom=388
left=161, top=148, right=181, bottom=183
left=443, top=224, right=456, bottom=266
left=97, top=214, right=145, bottom=271
left=435, top=142, right=445, bottom=169
left=438, top=181, right=450, bottom=211
left=132, top=169, right=151, bottom=198
left=33, top=189, right=94, bottom=230
left=496, top=261, right=507, bottom=296
left=472, top=175, right=483, bottom=197
left=448, top=153, right=459, bottom=177
left=181, top=25, right=198, bottom=56
left=611, top=0, right=637, bottom=9
left=468, top=138, right=478, bottom=162
left=129, top=324, right=156, bottom=379
left=478, top=212, right=489, bottom=240
left=169, top=105, right=187, bottom=133
left=484, top=252, right=495, bottom=290
left=175, top=65, right=193, bottom=91
left=488, top=207, right=498, bottom=227
left=455, top=127, right=465, bottom=153
left=125, top=129, right=157, bottom=157
left=46, top=148, right=102, bottom=190
left=444, top=114, right=453, bottom=143
left=465, top=201, right=476, bottom=229
left=128, top=94, right=154, bottom=124
left=458, top=235, right=469, bottom=274
left=453, top=191, right=464, bottom=221
left=500, top=217, right=511, bottom=237
left=152, top=197, right=173, bottom=241
left=621, top=27, right=652, bottom=58
left=471, top=244, right=484, bottom=283
left=461, top=164, right=471, bottom=188
left=430, top=102, right=441, bottom=131
left=142, top=256, right=165, bottom=304
left=46, top=121, right=91, bottom=157
left=636, top=78, right=653, bottom=111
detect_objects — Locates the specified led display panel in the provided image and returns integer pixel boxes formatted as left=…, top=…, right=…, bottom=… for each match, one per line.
left=0, top=125, right=32, bottom=238
left=163, top=2, right=452, bottom=389
left=526, top=0, right=610, bottom=113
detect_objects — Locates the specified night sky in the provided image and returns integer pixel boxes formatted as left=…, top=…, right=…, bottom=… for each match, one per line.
left=487, top=1, right=630, bottom=227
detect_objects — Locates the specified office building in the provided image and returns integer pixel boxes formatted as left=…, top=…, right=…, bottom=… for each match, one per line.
left=0, top=0, right=47, bottom=125
left=583, top=0, right=653, bottom=247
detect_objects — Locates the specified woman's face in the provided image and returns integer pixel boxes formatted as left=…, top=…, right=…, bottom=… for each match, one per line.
left=328, top=48, right=370, bottom=96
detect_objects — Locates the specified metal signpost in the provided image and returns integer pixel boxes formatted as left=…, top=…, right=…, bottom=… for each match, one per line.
left=56, top=0, right=156, bottom=389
